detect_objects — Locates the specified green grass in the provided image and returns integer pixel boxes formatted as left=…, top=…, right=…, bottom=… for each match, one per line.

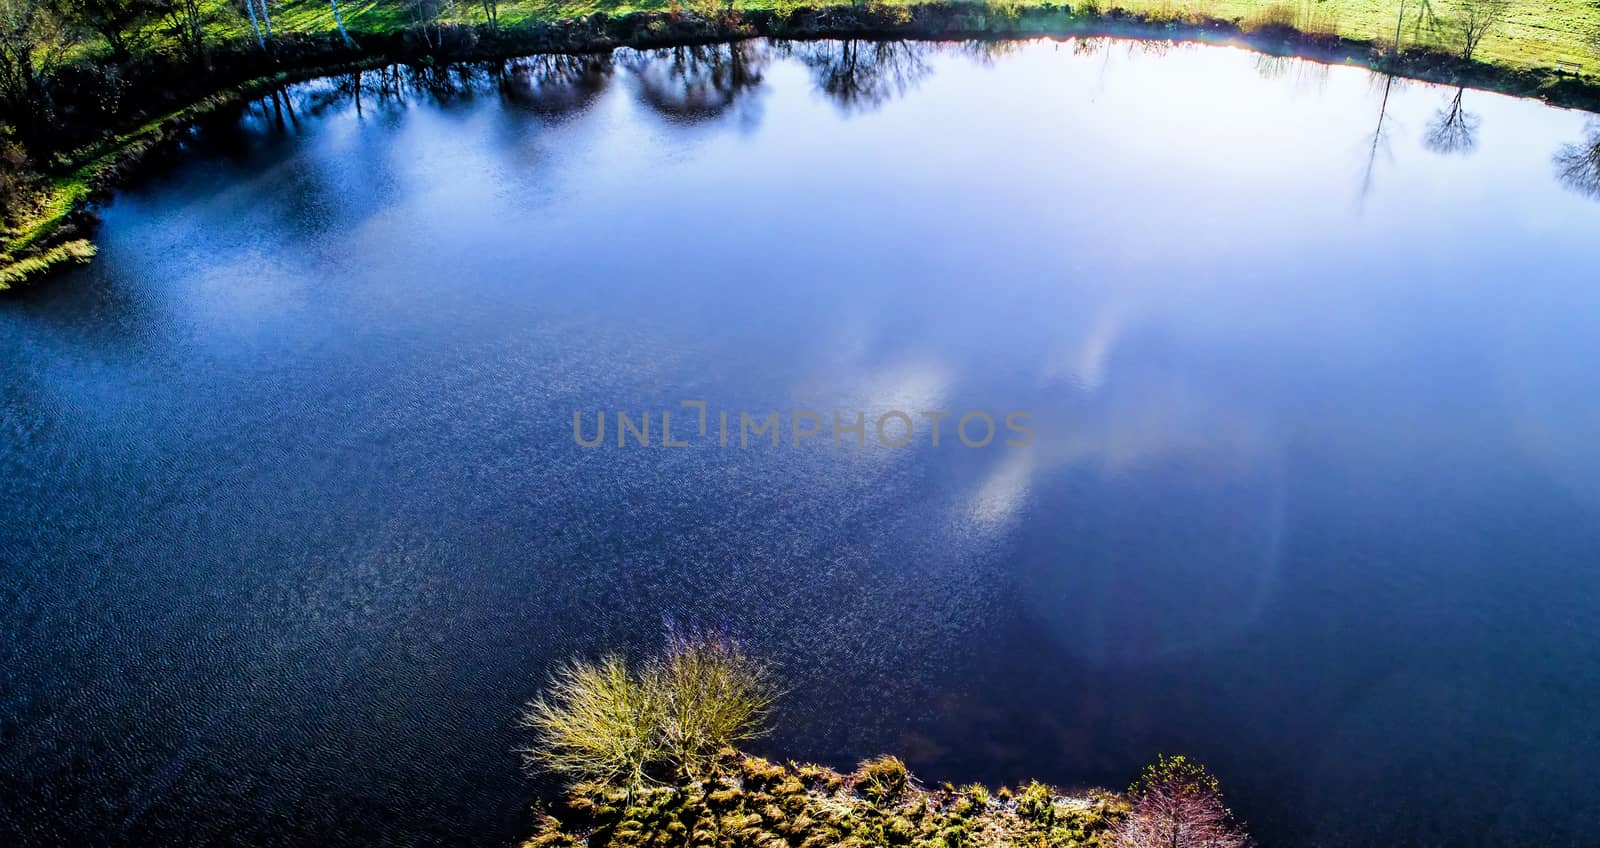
left=1125, top=0, right=1600, bottom=69
left=5, top=176, right=88, bottom=255
left=0, top=239, right=95, bottom=290
left=145, top=0, right=1600, bottom=73
left=283, top=0, right=1598, bottom=68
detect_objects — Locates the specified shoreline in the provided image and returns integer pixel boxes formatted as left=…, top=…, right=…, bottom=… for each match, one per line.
left=4, top=3, right=1599, bottom=292
left=518, top=750, right=1132, bottom=848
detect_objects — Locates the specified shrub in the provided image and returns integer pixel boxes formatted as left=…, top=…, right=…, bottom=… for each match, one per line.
left=649, top=632, right=778, bottom=781
left=855, top=755, right=910, bottom=804
left=1016, top=780, right=1056, bottom=823
left=519, top=655, right=665, bottom=788
left=1113, top=755, right=1250, bottom=848
left=520, top=634, right=777, bottom=789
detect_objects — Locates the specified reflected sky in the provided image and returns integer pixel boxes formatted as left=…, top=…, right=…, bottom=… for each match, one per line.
left=4, top=37, right=1600, bottom=848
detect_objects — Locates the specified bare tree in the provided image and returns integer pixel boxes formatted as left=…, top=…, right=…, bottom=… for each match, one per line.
left=1113, top=755, right=1251, bottom=848
left=1423, top=87, right=1481, bottom=154
left=478, top=0, right=496, bottom=31
left=1553, top=120, right=1600, bottom=201
left=1452, top=0, right=1512, bottom=63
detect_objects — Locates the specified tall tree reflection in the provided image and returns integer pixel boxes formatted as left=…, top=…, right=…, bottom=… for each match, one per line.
left=795, top=39, right=933, bottom=114
left=1358, top=71, right=1401, bottom=206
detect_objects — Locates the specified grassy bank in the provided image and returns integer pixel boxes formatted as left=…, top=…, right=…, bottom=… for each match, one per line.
left=520, top=751, right=1131, bottom=848
left=261, top=0, right=1600, bottom=71
left=3, top=0, right=1599, bottom=291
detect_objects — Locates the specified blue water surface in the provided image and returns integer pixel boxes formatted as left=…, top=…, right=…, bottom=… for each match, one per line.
left=4, top=38, right=1600, bottom=848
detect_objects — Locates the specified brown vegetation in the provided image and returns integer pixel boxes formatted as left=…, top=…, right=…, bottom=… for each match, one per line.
left=521, top=751, right=1131, bottom=848
left=1111, top=755, right=1251, bottom=848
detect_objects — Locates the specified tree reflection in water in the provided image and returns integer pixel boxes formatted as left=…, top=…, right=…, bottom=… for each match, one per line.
left=403, top=62, right=480, bottom=101
left=498, top=54, right=614, bottom=118
left=622, top=42, right=768, bottom=127
left=1253, top=51, right=1331, bottom=93
left=1357, top=71, right=1402, bottom=206
left=1422, top=87, right=1480, bottom=155
left=1553, top=120, right=1600, bottom=201
left=954, top=38, right=1028, bottom=67
left=792, top=39, right=934, bottom=114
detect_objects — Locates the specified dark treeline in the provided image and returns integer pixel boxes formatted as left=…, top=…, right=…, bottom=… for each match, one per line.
left=1, top=3, right=506, bottom=223
left=0, top=0, right=352, bottom=226
left=0, top=4, right=919, bottom=230
left=0, top=2, right=659, bottom=230
left=0, top=2, right=1018, bottom=234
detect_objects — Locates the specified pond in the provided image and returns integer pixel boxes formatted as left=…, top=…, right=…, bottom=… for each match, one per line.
left=4, top=36, right=1600, bottom=848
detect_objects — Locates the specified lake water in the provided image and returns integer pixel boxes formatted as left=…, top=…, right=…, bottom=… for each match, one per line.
left=4, top=36, right=1600, bottom=848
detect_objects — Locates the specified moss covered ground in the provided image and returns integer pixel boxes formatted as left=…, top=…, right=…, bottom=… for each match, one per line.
left=520, top=751, right=1129, bottom=848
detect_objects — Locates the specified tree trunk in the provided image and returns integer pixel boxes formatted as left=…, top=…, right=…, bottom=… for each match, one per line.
left=330, top=0, right=353, bottom=46
left=1392, top=0, right=1407, bottom=54
left=245, top=0, right=266, bottom=50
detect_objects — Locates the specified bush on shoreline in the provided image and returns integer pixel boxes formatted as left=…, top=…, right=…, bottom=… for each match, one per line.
left=1113, top=755, right=1249, bottom=848
left=520, top=633, right=778, bottom=788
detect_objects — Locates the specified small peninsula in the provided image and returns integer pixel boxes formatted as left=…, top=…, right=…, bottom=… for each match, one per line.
left=517, top=635, right=1249, bottom=848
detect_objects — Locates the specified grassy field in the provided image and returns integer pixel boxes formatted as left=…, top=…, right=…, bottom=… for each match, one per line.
left=236, top=0, right=1600, bottom=70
